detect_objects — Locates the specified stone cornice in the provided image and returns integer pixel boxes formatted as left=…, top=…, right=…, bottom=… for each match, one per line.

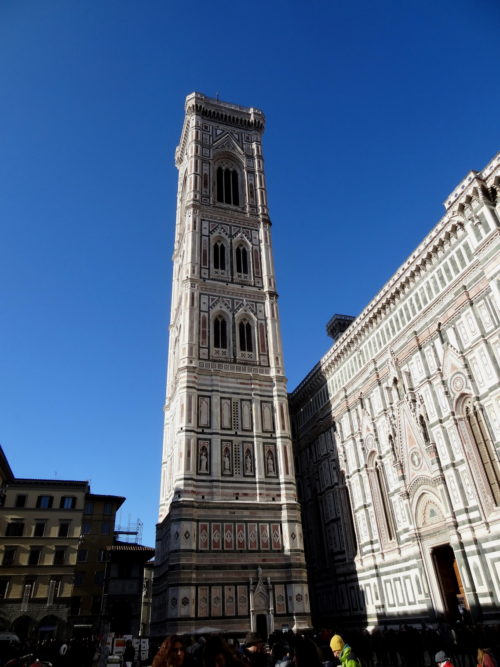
left=291, top=152, right=500, bottom=404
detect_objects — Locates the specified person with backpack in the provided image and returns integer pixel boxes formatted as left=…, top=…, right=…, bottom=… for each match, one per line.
left=330, top=635, right=361, bottom=667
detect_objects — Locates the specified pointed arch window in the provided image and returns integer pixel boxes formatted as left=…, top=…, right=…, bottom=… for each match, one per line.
left=465, top=400, right=500, bottom=505
left=367, top=452, right=395, bottom=545
left=213, top=315, right=228, bottom=350
left=375, top=460, right=395, bottom=541
left=239, top=319, right=253, bottom=352
left=213, top=241, right=226, bottom=271
left=236, top=244, right=249, bottom=275
left=217, top=166, right=239, bottom=206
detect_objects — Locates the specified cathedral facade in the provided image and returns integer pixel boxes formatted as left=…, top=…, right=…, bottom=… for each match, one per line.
left=153, top=94, right=310, bottom=636
left=290, top=152, right=500, bottom=627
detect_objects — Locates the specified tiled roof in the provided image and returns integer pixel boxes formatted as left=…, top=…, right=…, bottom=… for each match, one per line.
left=108, top=541, right=155, bottom=554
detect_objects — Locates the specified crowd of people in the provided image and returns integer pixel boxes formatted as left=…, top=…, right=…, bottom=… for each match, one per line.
left=1, top=622, right=498, bottom=667
left=148, top=624, right=499, bottom=667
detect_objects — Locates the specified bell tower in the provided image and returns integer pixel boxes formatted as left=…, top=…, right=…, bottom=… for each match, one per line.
left=153, top=93, right=310, bottom=635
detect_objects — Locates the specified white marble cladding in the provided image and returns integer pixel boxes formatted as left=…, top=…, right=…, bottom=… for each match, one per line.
left=291, top=151, right=500, bottom=626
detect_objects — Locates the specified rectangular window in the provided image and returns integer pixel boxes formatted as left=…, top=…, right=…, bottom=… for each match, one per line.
left=47, top=578, right=61, bottom=605
left=437, top=269, right=446, bottom=288
left=36, top=495, right=53, bottom=509
left=449, top=255, right=459, bottom=275
left=103, top=502, right=112, bottom=515
left=6, top=521, right=24, bottom=537
left=58, top=522, right=70, bottom=538
left=53, top=547, right=66, bottom=565
left=98, top=549, right=107, bottom=562
left=91, top=595, right=101, bottom=615
left=0, top=578, right=9, bottom=598
left=101, top=521, right=110, bottom=536
left=60, top=496, right=76, bottom=509
left=22, top=578, right=35, bottom=604
left=33, top=521, right=46, bottom=537
left=2, top=547, right=16, bottom=566
left=443, top=262, right=452, bottom=281
left=77, top=549, right=88, bottom=563
left=82, top=522, right=91, bottom=535
left=456, top=247, right=467, bottom=269
left=74, top=571, right=85, bottom=586
left=84, top=501, right=94, bottom=515
left=15, top=494, right=27, bottom=508
left=28, top=547, right=42, bottom=566
left=70, top=596, right=81, bottom=615
left=94, top=570, right=104, bottom=585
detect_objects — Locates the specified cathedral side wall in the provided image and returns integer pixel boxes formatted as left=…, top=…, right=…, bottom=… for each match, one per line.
left=290, top=152, right=500, bottom=627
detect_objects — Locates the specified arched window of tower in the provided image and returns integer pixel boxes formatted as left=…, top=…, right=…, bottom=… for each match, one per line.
left=239, top=319, right=253, bottom=353
left=213, top=241, right=226, bottom=271
left=216, top=165, right=240, bottom=206
left=236, top=244, right=249, bottom=275
left=214, top=315, right=228, bottom=350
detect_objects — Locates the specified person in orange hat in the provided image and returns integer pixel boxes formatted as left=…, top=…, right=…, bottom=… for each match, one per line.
left=329, top=635, right=361, bottom=667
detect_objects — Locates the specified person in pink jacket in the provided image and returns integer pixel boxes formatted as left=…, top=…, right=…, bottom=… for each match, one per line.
left=477, top=649, right=497, bottom=667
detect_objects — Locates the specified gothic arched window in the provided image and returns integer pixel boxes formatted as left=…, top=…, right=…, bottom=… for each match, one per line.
left=239, top=319, right=253, bottom=352
left=236, top=244, right=249, bottom=275
left=375, top=460, right=395, bottom=541
left=216, top=166, right=239, bottom=206
left=465, top=400, right=500, bottom=505
left=213, top=241, right=226, bottom=271
left=214, top=315, right=228, bottom=350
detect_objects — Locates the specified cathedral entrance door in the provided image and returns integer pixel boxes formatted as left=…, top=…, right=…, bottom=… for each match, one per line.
left=432, top=544, right=468, bottom=621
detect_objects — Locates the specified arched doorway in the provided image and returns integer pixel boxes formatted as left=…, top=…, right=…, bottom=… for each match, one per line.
left=38, top=615, right=63, bottom=640
left=12, top=615, right=35, bottom=642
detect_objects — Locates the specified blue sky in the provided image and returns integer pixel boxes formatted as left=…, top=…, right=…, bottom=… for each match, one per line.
left=1, top=0, right=499, bottom=547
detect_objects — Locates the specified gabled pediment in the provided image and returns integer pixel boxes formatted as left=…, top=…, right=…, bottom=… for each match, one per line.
left=442, top=341, right=465, bottom=380
left=397, top=401, right=434, bottom=487
left=212, top=132, right=245, bottom=157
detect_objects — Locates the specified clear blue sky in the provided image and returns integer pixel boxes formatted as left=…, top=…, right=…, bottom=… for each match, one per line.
left=1, top=0, right=499, bottom=547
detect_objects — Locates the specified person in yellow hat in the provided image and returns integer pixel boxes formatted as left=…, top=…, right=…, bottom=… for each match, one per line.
left=329, top=635, right=361, bottom=667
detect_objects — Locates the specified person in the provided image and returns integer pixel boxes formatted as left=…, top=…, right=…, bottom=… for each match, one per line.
left=202, top=635, right=247, bottom=667
left=477, top=649, right=497, bottom=667
left=124, top=639, right=135, bottom=667
left=330, top=635, right=361, bottom=667
left=435, top=651, right=456, bottom=667
left=294, top=636, right=323, bottom=667
left=243, top=633, right=268, bottom=667
left=153, top=636, right=187, bottom=667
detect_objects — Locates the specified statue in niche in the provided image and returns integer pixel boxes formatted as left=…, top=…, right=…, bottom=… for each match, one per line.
left=245, top=448, right=253, bottom=474
left=242, top=401, right=251, bottom=430
left=199, top=445, right=208, bottom=473
left=199, top=398, right=209, bottom=426
left=223, top=447, right=231, bottom=473
left=262, top=403, right=273, bottom=431
left=222, top=400, right=231, bottom=428
left=266, top=450, right=275, bottom=475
